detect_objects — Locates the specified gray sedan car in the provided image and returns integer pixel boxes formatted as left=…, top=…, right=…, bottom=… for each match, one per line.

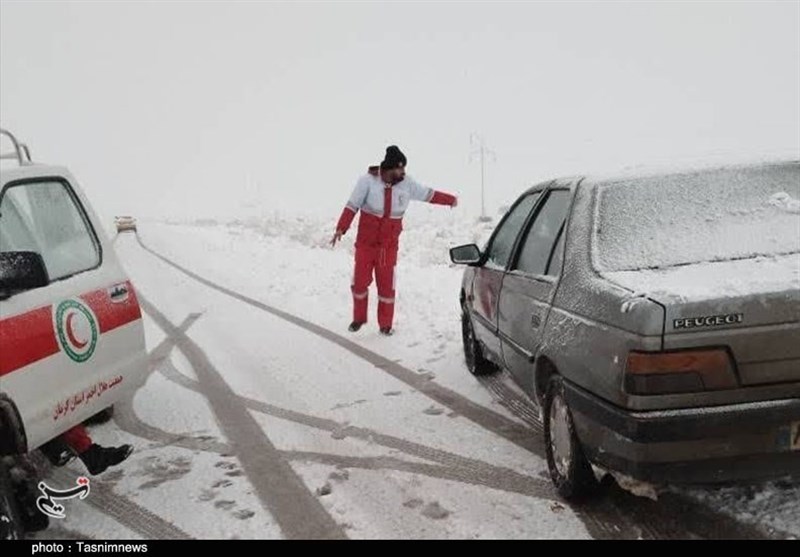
left=451, top=161, right=800, bottom=500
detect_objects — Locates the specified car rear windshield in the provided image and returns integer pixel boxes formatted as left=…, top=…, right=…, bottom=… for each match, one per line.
left=593, top=163, right=800, bottom=272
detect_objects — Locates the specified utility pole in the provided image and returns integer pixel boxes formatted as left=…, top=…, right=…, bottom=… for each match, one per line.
left=470, top=134, right=496, bottom=222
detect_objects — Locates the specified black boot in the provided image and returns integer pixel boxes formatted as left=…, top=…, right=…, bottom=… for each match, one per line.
left=348, top=321, right=365, bottom=332
left=79, top=444, right=133, bottom=476
left=379, top=327, right=394, bottom=336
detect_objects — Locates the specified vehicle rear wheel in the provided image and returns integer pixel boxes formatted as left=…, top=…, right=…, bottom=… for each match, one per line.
left=461, top=309, right=497, bottom=376
left=0, top=458, right=23, bottom=540
left=544, top=375, right=598, bottom=500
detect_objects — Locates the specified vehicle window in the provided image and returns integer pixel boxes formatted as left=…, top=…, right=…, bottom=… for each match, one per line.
left=0, top=181, right=100, bottom=280
left=514, top=190, right=571, bottom=276
left=594, top=163, right=800, bottom=271
left=486, top=193, right=540, bottom=269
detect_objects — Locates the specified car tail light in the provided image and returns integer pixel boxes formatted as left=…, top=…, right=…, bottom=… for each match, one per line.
left=624, top=349, right=737, bottom=395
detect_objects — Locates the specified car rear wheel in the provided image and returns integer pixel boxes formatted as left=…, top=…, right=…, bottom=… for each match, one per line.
left=461, top=309, right=496, bottom=376
left=0, top=458, right=23, bottom=540
left=544, top=375, right=598, bottom=500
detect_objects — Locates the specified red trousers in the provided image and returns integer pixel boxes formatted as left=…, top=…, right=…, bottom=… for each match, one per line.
left=351, top=246, right=396, bottom=329
left=62, top=424, right=92, bottom=454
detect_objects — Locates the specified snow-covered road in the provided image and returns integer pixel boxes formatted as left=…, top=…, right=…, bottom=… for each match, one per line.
left=34, top=218, right=799, bottom=539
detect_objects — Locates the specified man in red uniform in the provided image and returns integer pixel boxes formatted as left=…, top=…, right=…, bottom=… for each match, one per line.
left=331, top=146, right=458, bottom=335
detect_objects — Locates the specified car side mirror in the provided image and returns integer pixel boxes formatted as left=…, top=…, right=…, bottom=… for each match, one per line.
left=0, top=251, right=49, bottom=299
left=450, top=244, right=482, bottom=265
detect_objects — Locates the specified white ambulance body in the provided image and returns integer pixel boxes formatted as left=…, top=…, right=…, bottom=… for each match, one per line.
left=0, top=129, right=147, bottom=537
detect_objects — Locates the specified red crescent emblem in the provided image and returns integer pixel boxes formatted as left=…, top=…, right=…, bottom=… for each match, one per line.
left=66, top=312, right=88, bottom=349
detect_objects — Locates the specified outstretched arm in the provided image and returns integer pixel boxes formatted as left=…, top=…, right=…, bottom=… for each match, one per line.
left=331, top=178, right=369, bottom=246
left=408, top=177, right=458, bottom=208
left=429, top=191, right=458, bottom=207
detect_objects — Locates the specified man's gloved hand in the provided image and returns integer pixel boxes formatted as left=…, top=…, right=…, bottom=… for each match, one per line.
left=451, top=196, right=458, bottom=208
left=330, top=230, right=343, bottom=247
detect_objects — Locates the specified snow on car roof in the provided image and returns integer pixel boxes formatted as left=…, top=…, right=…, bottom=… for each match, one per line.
left=580, top=156, right=798, bottom=187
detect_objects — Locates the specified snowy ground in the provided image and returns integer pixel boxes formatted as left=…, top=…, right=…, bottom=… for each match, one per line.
left=35, top=212, right=799, bottom=539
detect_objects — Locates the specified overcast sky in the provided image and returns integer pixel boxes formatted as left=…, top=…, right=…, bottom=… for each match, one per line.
left=1, top=0, right=798, bottom=222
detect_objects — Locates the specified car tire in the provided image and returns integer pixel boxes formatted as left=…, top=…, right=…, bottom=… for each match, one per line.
left=544, top=375, right=598, bottom=500
left=461, top=309, right=496, bottom=376
left=11, top=456, right=48, bottom=533
left=83, top=406, right=114, bottom=426
left=0, top=458, right=23, bottom=540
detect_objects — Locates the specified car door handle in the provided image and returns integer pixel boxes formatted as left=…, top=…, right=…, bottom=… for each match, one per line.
left=531, top=314, right=541, bottom=329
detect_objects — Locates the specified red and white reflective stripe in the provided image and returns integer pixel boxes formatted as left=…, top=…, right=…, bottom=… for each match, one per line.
left=79, top=284, right=141, bottom=335
left=0, top=281, right=142, bottom=377
left=0, top=306, right=59, bottom=378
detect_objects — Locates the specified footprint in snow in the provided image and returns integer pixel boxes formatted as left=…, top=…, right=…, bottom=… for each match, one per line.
left=421, top=502, right=451, bottom=520
left=329, top=469, right=350, bottom=482
left=316, top=482, right=333, bottom=496
left=198, top=489, right=217, bottom=502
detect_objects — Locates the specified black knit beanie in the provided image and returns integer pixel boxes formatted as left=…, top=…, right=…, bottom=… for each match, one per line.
left=380, top=145, right=407, bottom=170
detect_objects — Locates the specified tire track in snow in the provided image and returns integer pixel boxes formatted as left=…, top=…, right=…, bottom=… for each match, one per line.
left=118, top=395, right=554, bottom=502
left=478, top=372, right=543, bottom=434
left=135, top=234, right=539, bottom=454
left=47, top=467, right=192, bottom=539
left=129, top=313, right=556, bottom=498
left=115, top=396, right=233, bottom=456
left=136, top=296, right=347, bottom=539
left=129, top=300, right=558, bottom=535
left=152, top=353, right=553, bottom=499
